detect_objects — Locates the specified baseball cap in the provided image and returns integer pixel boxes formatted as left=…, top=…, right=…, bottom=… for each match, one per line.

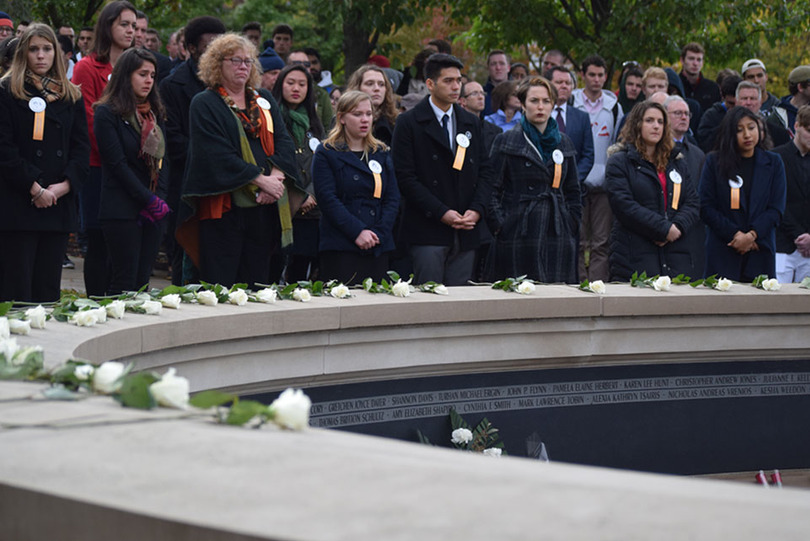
left=741, top=59, right=766, bottom=75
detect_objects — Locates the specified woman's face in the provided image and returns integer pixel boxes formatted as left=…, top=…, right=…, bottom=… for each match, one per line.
left=27, top=35, right=55, bottom=76
left=341, top=98, right=373, bottom=141
left=282, top=69, right=308, bottom=106
left=522, top=85, right=553, bottom=129
left=360, top=70, right=386, bottom=107
left=221, top=48, right=252, bottom=90
left=131, top=60, right=156, bottom=102
left=640, top=107, right=665, bottom=147
left=510, top=66, right=528, bottom=81
left=330, top=88, right=342, bottom=111
left=736, top=116, right=760, bottom=157
left=505, top=90, right=521, bottom=112
left=111, top=9, right=137, bottom=51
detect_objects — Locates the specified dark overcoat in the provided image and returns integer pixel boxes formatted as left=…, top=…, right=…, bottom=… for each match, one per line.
left=94, top=104, right=169, bottom=221
left=391, top=96, right=493, bottom=252
left=0, top=82, right=89, bottom=232
left=313, top=145, right=400, bottom=256
left=699, top=148, right=786, bottom=280
left=606, top=145, right=701, bottom=281
left=487, top=125, right=582, bottom=283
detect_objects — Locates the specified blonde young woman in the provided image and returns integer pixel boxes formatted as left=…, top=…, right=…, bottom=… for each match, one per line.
left=346, top=65, right=399, bottom=145
left=312, top=90, right=400, bottom=284
left=0, top=23, right=89, bottom=301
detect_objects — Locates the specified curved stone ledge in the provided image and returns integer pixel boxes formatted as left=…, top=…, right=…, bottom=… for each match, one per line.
left=3, top=284, right=810, bottom=540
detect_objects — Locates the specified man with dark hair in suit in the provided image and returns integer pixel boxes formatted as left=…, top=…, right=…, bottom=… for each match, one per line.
left=393, top=53, right=494, bottom=285
left=545, top=65, right=594, bottom=183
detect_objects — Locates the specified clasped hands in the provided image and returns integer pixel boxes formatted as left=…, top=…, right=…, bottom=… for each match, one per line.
left=728, top=230, right=759, bottom=254
left=253, top=167, right=286, bottom=205
left=30, top=180, right=70, bottom=208
left=441, top=209, right=480, bottom=230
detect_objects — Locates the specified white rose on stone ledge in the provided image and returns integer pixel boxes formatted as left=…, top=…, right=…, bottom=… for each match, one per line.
left=161, top=294, right=182, bottom=309
left=517, top=281, right=535, bottom=295
left=652, top=275, right=671, bottom=291
left=589, top=280, right=606, bottom=294
left=483, top=448, right=502, bottom=457
left=762, top=278, right=781, bottom=291
left=451, top=428, right=473, bottom=444
left=0, top=317, right=9, bottom=339
left=142, top=300, right=163, bottom=315
left=270, top=388, right=311, bottom=430
left=9, top=319, right=31, bottom=335
left=391, top=280, right=411, bottom=297
left=70, top=310, right=98, bottom=327
left=0, top=337, right=19, bottom=362
left=714, top=278, right=733, bottom=291
left=25, top=305, right=47, bottom=329
left=149, top=368, right=190, bottom=409
left=196, top=290, right=218, bottom=306
left=433, top=284, right=449, bottom=295
left=292, top=288, right=311, bottom=302
left=330, top=284, right=350, bottom=298
left=91, top=306, right=107, bottom=324
left=106, top=300, right=126, bottom=319
left=93, top=361, right=125, bottom=394
left=255, top=288, right=277, bottom=303
left=228, top=289, right=248, bottom=306
left=74, top=364, right=94, bottom=381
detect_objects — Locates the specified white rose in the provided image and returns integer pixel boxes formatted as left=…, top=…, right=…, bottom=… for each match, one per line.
left=106, top=300, right=126, bottom=319
left=8, top=319, right=30, bottom=335
left=70, top=310, right=97, bottom=327
left=161, top=294, right=182, bottom=309
left=433, top=284, right=449, bottom=295
left=196, top=290, right=219, bottom=306
left=228, top=289, right=248, bottom=306
left=653, top=275, right=671, bottom=291
left=270, top=388, right=312, bottom=430
left=74, top=364, right=94, bottom=381
left=330, top=284, right=350, bottom=298
left=763, top=278, right=781, bottom=291
left=24, top=305, right=47, bottom=329
left=141, top=300, right=163, bottom=315
left=12, top=345, right=42, bottom=367
left=149, top=367, right=190, bottom=409
left=451, top=427, right=473, bottom=445
left=0, top=337, right=20, bottom=362
left=255, top=288, right=277, bottom=303
left=92, top=307, right=107, bottom=324
left=715, top=278, right=733, bottom=292
left=483, top=447, right=503, bottom=457
left=391, top=280, right=411, bottom=297
left=517, top=281, right=535, bottom=295
left=92, top=361, right=125, bottom=394
left=292, top=288, right=311, bottom=302
left=589, top=280, right=606, bottom=294
left=0, top=317, right=8, bottom=339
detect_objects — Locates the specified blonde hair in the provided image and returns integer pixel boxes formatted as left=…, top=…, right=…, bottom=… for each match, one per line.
left=197, top=33, right=260, bottom=89
left=2, top=23, right=81, bottom=102
left=323, top=90, right=387, bottom=156
left=346, top=64, right=398, bottom=127
left=642, top=67, right=668, bottom=89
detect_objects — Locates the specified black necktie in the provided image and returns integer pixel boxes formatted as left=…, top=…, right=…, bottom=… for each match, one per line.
left=441, top=113, right=452, bottom=147
left=556, top=107, right=566, bottom=133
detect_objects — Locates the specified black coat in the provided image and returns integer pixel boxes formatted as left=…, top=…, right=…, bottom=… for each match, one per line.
left=94, top=104, right=169, bottom=221
left=773, top=142, right=810, bottom=253
left=0, top=83, right=89, bottom=232
left=606, top=145, right=701, bottom=280
left=696, top=102, right=728, bottom=152
left=487, top=125, right=582, bottom=283
left=392, top=96, right=494, bottom=251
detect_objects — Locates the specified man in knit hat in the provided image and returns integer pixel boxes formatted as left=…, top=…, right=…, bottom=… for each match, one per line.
left=259, top=46, right=284, bottom=91
left=0, top=12, right=13, bottom=40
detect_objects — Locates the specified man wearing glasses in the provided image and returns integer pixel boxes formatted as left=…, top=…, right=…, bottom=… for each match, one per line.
left=0, top=12, right=13, bottom=40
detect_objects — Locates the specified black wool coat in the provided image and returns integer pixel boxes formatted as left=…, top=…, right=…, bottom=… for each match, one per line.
left=487, top=125, right=582, bottom=283
left=94, top=104, right=169, bottom=221
left=0, top=83, right=89, bottom=232
left=392, top=96, right=494, bottom=252
left=606, top=145, right=701, bottom=281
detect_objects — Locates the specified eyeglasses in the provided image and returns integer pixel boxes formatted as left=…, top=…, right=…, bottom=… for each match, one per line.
left=464, top=91, right=485, bottom=98
left=0, top=27, right=12, bottom=36
left=224, top=57, right=254, bottom=67
left=291, top=60, right=312, bottom=68
left=669, top=110, right=692, bottom=118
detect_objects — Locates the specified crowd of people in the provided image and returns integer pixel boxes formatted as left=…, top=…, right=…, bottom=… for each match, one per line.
left=1, top=5, right=808, bottom=303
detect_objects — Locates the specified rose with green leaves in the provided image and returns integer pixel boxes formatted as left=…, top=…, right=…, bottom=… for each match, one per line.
left=228, top=289, right=249, bottom=306
left=270, top=388, right=311, bottom=429
left=161, top=294, right=182, bottom=309
left=25, top=305, right=47, bottom=329
left=149, top=368, right=190, bottom=409
left=92, top=361, right=125, bottom=394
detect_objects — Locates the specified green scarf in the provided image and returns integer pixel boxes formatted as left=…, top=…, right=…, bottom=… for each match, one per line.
left=521, top=115, right=561, bottom=162
left=284, top=104, right=310, bottom=148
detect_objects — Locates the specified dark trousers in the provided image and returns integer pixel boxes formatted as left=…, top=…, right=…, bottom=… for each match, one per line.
left=102, top=219, right=163, bottom=295
left=409, top=234, right=475, bottom=286
left=80, top=167, right=110, bottom=296
left=0, top=230, right=68, bottom=303
left=198, top=205, right=279, bottom=288
left=320, top=251, right=390, bottom=285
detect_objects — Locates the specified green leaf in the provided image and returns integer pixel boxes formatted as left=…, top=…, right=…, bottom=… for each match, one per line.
left=116, top=372, right=159, bottom=410
left=189, top=390, right=237, bottom=409
left=42, top=386, right=86, bottom=401
left=800, top=276, right=810, bottom=289
left=416, top=429, right=433, bottom=445
left=449, top=407, right=470, bottom=430
left=226, top=399, right=269, bottom=425
left=672, top=274, right=692, bottom=284
left=387, top=270, right=401, bottom=282
left=0, top=302, right=12, bottom=316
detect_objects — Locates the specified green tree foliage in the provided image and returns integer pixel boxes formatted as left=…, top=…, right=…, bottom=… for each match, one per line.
left=447, top=0, right=810, bottom=77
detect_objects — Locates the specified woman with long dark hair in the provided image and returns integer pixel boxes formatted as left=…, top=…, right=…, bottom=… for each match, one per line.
left=606, top=100, right=701, bottom=280
left=72, top=0, right=136, bottom=295
left=313, top=90, right=400, bottom=284
left=699, top=106, right=786, bottom=280
left=346, top=65, right=399, bottom=145
left=272, top=63, right=325, bottom=281
left=0, top=24, right=89, bottom=302
left=94, top=48, right=169, bottom=294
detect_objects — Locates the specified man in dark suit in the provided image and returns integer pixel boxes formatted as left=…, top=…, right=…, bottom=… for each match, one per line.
left=392, top=53, right=494, bottom=285
left=546, top=66, right=594, bottom=184
left=134, top=11, right=173, bottom=82
left=159, top=16, right=226, bottom=284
